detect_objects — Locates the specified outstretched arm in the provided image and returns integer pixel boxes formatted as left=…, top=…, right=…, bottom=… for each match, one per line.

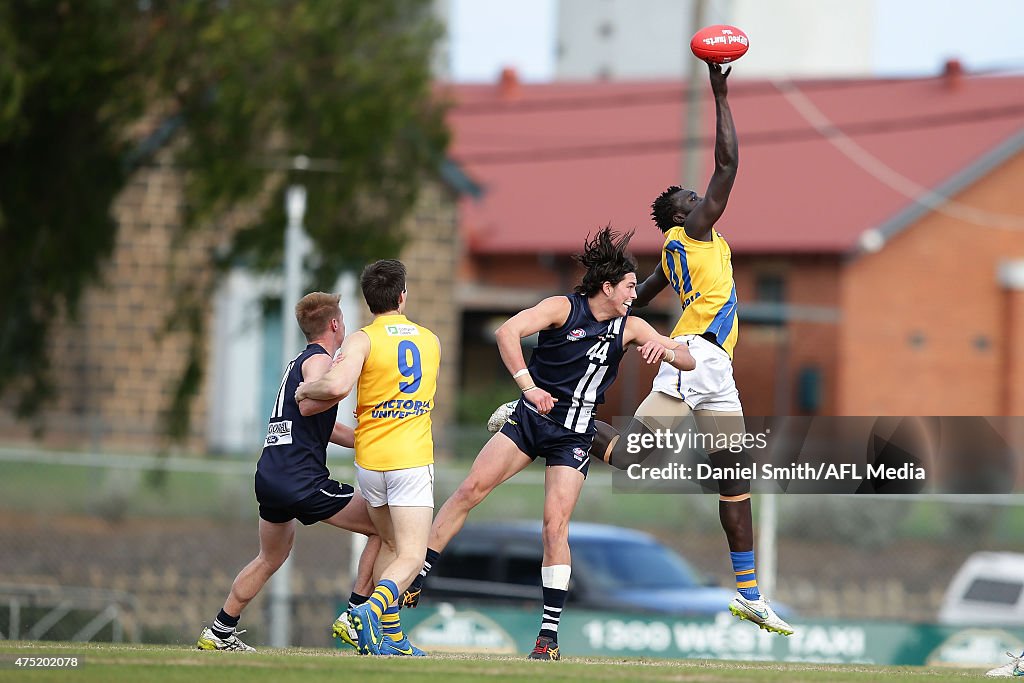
left=634, top=266, right=670, bottom=308
left=624, top=316, right=696, bottom=371
left=685, top=62, right=737, bottom=240
left=494, top=296, right=571, bottom=415
left=295, top=331, right=369, bottom=404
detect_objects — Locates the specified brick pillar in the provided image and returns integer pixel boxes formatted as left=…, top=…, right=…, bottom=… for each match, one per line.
left=399, top=182, right=461, bottom=454
left=0, top=152, right=214, bottom=451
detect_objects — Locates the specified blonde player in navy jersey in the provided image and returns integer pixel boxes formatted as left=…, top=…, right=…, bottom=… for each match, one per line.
left=600, top=62, right=792, bottom=636
left=402, top=227, right=695, bottom=661
left=196, top=292, right=381, bottom=652
left=296, top=260, right=438, bottom=657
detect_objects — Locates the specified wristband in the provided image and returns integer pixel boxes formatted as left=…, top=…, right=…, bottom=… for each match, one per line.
left=522, top=385, right=539, bottom=393
left=512, top=368, right=530, bottom=379
left=664, top=348, right=676, bottom=364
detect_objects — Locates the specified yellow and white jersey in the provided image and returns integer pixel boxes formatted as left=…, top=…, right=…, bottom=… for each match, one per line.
left=660, top=226, right=739, bottom=358
left=354, top=314, right=439, bottom=471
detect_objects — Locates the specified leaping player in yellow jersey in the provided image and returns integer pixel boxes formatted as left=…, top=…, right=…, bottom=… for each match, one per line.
left=616, top=61, right=791, bottom=636
left=484, top=62, right=794, bottom=635
left=296, top=259, right=437, bottom=657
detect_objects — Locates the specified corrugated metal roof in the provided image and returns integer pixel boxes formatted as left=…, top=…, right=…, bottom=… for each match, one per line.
left=446, top=71, right=1024, bottom=255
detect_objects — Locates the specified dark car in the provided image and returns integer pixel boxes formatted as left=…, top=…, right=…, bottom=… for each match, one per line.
left=421, top=520, right=744, bottom=616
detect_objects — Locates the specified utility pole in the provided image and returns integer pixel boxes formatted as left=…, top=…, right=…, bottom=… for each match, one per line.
left=268, top=180, right=308, bottom=648
left=683, top=0, right=707, bottom=188
left=334, top=272, right=367, bottom=591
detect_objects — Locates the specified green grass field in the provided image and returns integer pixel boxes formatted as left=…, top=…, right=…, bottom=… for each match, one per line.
left=0, top=641, right=990, bottom=682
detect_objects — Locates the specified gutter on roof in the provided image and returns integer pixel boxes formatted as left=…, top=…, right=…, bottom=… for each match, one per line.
left=849, top=128, right=1024, bottom=259
left=439, top=157, right=484, bottom=198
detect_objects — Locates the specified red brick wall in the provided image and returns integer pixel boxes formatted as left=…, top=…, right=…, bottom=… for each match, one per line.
left=1005, top=287, right=1024, bottom=415
left=468, top=253, right=580, bottom=292
left=732, top=256, right=841, bottom=416
left=839, top=152, right=1024, bottom=415
left=459, top=252, right=843, bottom=418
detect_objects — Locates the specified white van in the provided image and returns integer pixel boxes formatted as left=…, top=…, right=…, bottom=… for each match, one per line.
left=938, top=552, right=1024, bottom=625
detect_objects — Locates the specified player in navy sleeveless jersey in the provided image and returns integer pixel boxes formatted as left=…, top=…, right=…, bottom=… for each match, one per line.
left=254, top=342, right=344, bottom=509
left=197, top=292, right=380, bottom=652
left=402, top=227, right=696, bottom=661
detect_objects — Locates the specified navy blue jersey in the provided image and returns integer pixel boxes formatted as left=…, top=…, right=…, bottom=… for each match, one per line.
left=525, top=294, right=628, bottom=434
left=255, top=343, right=338, bottom=505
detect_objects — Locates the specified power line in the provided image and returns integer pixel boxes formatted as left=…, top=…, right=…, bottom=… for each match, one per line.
left=776, top=79, right=1024, bottom=230
left=452, top=102, right=1024, bottom=165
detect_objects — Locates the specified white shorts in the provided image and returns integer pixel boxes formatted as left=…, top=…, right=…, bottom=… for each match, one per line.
left=355, top=464, right=434, bottom=508
left=652, top=335, right=742, bottom=412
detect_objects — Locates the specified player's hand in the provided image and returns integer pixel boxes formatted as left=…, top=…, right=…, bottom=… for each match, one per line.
left=331, top=352, right=345, bottom=368
left=636, top=340, right=668, bottom=365
left=524, top=387, right=557, bottom=415
left=708, top=61, right=731, bottom=96
left=294, top=382, right=307, bottom=402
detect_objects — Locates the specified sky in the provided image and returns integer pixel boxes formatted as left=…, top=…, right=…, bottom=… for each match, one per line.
left=873, top=0, right=1024, bottom=75
left=447, top=0, right=1024, bottom=82
left=448, top=0, right=558, bottom=82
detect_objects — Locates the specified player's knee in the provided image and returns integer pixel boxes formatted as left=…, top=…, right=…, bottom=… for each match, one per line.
left=709, top=448, right=752, bottom=497
left=541, top=517, right=569, bottom=549
left=380, top=536, right=399, bottom=555
left=606, top=418, right=660, bottom=470
left=259, top=550, right=290, bottom=573
left=451, top=479, right=490, bottom=510
left=394, top=548, right=423, bottom=574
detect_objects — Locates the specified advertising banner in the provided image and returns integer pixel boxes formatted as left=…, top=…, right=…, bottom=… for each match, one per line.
left=388, top=604, right=1024, bottom=667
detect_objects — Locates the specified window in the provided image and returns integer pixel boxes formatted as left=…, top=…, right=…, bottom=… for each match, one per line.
left=503, top=543, right=542, bottom=587
left=755, top=273, right=786, bottom=303
left=433, top=539, right=499, bottom=580
left=963, top=578, right=1024, bottom=605
left=797, top=365, right=822, bottom=414
left=572, top=540, right=702, bottom=589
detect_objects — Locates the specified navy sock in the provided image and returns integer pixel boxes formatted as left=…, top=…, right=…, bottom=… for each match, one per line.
left=212, top=609, right=239, bottom=639
left=410, top=547, right=441, bottom=591
left=539, top=586, right=567, bottom=642
left=348, top=592, right=369, bottom=609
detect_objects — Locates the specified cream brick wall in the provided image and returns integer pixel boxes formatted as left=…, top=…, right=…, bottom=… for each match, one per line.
left=0, top=158, right=214, bottom=451
left=0, top=159, right=461, bottom=452
left=399, top=181, right=461, bottom=439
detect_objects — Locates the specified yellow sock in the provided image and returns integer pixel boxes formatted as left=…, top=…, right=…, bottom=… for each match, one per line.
left=366, top=580, right=398, bottom=619
left=382, top=604, right=404, bottom=641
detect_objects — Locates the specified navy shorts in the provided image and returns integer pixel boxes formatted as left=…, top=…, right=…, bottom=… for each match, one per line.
left=500, top=400, right=594, bottom=478
left=256, top=478, right=355, bottom=525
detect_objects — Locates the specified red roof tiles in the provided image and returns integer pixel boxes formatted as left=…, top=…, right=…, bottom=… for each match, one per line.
left=446, top=72, right=1024, bottom=255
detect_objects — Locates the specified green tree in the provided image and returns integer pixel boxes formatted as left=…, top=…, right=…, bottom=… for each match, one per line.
left=0, top=1, right=448, bottom=433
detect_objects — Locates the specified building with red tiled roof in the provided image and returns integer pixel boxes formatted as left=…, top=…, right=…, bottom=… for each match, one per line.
left=446, top=65, right=1024, bottom=418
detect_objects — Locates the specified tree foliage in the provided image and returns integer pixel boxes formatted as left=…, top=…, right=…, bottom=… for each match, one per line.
left=0, top=1, right=448, bottom=428
left=0, top=1, right=148, bottom=415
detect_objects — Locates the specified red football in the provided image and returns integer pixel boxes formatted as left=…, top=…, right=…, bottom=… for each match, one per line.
left=690, top=25, right=749, bottom=64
